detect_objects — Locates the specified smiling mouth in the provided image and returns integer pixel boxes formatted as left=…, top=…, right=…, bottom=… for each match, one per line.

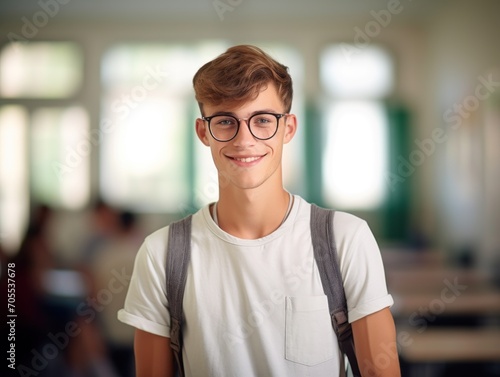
left=232, top=156, right=262, bottom=163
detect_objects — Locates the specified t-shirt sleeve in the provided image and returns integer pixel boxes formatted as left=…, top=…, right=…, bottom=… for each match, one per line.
left=333, top=212, right=394, bottom=323
left=117, top=228, right=171, bottom=337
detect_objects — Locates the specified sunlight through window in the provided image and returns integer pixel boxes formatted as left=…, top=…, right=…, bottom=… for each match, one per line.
left=323, top=102, right=388, bottom=209
left=321, top=45, right=393, bottom=210
left=0, top=106, right=29, bottom=254
left=31, top=107, right=90, bottom=209
left=321, top=45, right=393, bottom=98
left=0, top=42, right=82, bottom=98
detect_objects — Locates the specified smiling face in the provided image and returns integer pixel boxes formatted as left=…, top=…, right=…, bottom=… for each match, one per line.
left=196, top=83, right=297, bottom=193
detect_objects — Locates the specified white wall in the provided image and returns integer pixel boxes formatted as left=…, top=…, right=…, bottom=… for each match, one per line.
left=423, top=0, right=500, bottom=270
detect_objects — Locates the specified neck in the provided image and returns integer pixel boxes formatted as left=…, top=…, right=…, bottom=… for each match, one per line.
left=215, top=186, right=292, bottom=239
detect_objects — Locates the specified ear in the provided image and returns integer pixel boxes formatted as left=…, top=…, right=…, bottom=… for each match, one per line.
left=283, top=114, right=297, bottom=144
left=195, top=118, right=210, bottom=146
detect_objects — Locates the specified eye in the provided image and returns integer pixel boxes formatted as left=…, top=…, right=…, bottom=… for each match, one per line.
left=251, top=114, right=274, bottom=126
left=214, top=116, right=237, bottom=126
left=256, top=117, right=271, bottom=123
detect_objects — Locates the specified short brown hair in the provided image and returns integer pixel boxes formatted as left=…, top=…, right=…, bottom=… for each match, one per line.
left=193, top=45, right=293, bottom=113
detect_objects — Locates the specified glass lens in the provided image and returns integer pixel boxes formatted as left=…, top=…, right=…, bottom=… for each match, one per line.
left=210, top=115, right=238, bottom=141
left=249, top=113, right=278, bottom=139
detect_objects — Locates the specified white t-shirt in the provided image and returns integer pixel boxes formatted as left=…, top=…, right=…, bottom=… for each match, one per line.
left=118, top=196, right=393, bottom=376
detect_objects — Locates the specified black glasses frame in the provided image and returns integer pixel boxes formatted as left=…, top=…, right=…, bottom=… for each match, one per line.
left=201, top=112, right=287, bottom=142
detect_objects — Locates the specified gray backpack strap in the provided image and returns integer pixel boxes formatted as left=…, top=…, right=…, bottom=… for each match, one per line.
left=310, top=204, right=361, bottom=377
left=166, top=215, right=193, bottom=377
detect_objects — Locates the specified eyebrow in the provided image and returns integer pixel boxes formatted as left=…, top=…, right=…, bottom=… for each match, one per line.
left=208, top=109, right=281, bottom=118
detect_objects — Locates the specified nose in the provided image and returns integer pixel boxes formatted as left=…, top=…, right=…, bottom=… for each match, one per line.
left=232, top=119, right=256, bottom=148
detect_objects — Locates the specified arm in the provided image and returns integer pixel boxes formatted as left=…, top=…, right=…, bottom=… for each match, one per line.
left=352, top=307, right=401, bottom=377
left=134, top=329, right=175, bottom=377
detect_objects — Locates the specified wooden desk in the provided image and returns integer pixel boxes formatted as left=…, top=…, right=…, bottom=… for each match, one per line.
left=386, top=267, right=492, bottom=293
left=382, top=249, right=446, bottom=269
left=399, top=327, right=500, bottom=362
left=392, top=288, right=500, bottom=317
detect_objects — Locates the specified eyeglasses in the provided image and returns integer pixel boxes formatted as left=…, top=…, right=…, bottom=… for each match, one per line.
left=202, top=112, right=287, bottom=142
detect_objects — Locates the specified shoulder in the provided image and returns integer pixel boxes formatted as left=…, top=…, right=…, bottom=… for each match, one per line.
left=297, top=197, right=365, bottom=225
left=300, top=199, right=378, bottom=258
left=331, top=211, right=379, bottom=257
left=332, top=211, right=371, bottom=241
left=141, top=209, right=207, bottom=262
left=143, top=224, right=171, bottom=253
left=300, top=197, right=370, bottom=241
left=294, top=198, right=373, bottom=243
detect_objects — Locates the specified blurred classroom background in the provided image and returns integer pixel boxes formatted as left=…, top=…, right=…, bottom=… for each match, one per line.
left=0, top=0, right=499, bottom=376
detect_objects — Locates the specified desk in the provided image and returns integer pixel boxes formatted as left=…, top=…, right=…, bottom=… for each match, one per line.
left=399, top=327, right=500, bottom=362
left=382, top=249, right=446, bottom=269
left=399, top=327, right=500, bottom=377
left=386, top=267, right=491, bottom=293
left=392, top=288, right=500, bottom=317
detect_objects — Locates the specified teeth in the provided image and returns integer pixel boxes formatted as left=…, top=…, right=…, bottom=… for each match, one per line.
left=234, top=156, right=260, bottom=163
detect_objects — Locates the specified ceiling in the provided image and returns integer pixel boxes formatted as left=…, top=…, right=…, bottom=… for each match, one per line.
left=0, top=0, right=448, bottom=23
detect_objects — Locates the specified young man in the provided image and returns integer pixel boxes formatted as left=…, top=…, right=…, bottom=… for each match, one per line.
left=118, top=45, right=400, bottom=376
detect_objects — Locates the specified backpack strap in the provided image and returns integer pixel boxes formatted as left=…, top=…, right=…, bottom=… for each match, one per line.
left=166, top=215, right=193, bottom=377
left=310, top=204, right=361, bottom=377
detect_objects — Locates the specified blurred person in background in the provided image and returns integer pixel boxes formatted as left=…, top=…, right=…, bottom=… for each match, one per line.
left=1, top=205, right=56, bottom=369
left=1, top=204, right=121, bottom=377
left=91, top=210, right=143, bottom=377
left=79, top=199, right=121, bottom=266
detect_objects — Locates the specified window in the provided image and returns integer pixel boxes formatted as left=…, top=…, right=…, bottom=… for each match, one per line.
left=0, top=106, right=29, bottom=254
left=100, top=42, right=227, bottom=212
left=320, top=45, right=393, bottom=210
left=322, top=102, right=388, bottom=208
left=32, top=107, right=90, bottom=209
left=0, top=42, right=82, bottom=98
left=0, top=41, right=86, bottom=254
left=321, top=45, right=393, bottom=98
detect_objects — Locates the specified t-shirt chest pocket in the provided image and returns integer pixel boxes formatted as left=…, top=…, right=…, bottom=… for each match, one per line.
left=285, top=295, right=336, bottom=366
